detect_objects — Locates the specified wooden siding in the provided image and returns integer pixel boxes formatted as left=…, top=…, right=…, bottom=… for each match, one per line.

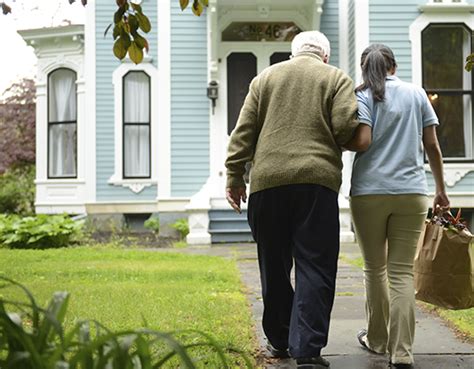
left=320, top=0, right=340, bottom=68
left=95, top=0, right=158, bottom=201
left=368, top=0, right=421, bottom=82
left=170, top=1, right=209, bottom=197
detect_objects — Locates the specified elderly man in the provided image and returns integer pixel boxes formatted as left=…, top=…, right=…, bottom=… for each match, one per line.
left=225, top=31, right=366, bottom=369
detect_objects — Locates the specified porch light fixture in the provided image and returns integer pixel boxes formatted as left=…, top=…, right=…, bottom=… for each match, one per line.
left=207, top=80, right=219, bottom=114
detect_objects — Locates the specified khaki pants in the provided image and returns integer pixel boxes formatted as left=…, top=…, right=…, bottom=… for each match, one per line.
left=350, top=194, right=428, bottom=364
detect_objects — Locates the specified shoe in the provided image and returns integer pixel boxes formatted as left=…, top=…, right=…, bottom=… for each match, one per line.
left=296, top=356, right=330, bottom=369
left=390, top=362, right=414, bottom=369
left=357, top=329, right=384, bottom=355
left=266, top=343, right=290, bottom=358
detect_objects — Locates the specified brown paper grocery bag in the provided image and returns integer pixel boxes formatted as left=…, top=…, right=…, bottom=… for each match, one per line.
left=414, top=221, right=474, bottom=310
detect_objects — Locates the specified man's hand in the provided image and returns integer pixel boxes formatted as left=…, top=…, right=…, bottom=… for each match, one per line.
left=226, top=187, right=247, bottom=214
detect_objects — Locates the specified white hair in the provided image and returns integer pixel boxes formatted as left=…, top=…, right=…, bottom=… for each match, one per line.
left=291, top=31, right=331, bottom=60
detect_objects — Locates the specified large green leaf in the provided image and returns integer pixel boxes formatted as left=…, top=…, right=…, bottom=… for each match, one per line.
left=128, top=14, right=139, bottom=33
left=134, top=34, right=147, bottom=50
left=136, top=12, right=151, bottom=33
left=129, top=42, right=144, bottom=64
left=192, top=1, right=203, bottom=16
left=113, top=38, right=128, bottom=60
left=180, top=0, right=190, bottom=11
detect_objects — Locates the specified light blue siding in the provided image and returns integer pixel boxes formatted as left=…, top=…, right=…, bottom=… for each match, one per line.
left=95, top=0, right=158, bottom=201
left=368, top=0, right=421, bottom=82
left=426, top=172, right=474, bottom=194
left=170, top=2, right=209, bottom=197
left=320, top=0, right=339, bottom=68
left=348, top=0, right=356, bottom=80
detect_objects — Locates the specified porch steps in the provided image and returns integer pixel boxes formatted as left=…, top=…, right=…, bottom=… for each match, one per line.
left=208, top=209, right=253, bottom=243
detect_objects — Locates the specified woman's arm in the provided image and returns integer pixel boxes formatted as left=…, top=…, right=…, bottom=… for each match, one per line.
left=343, top=123, right=372, bottom=152
left=423, top=125, right=450, bottom=211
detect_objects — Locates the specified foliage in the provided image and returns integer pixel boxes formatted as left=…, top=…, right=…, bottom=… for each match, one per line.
left=0, top=248, right=257, bottom=367
left=0, top=214, right=84, bottom=249
left=109, top=0, right=152, bottom=64
left=466, top=53, right=474, bottom=72
left=0, top=277, right=253, bottom=369
left=171, top=218, right=189, bottom=240
left=144, top=216, right=160, bottom=234
left=0, top=164, right=35, bottom=215
left=0, top=79, right=36, bottom=174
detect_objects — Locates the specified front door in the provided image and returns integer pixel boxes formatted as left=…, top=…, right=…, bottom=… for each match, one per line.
left=221, top=45, right=292, bottom=135
left=218, top=44, right=291, bottom=183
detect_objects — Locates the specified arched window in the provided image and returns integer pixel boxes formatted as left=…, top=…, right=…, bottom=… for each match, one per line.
left=123, top=71, right=151, bottom=178
left=48, top=68, right=77, bottom=178
left=422, top=23, right=473, bottom=161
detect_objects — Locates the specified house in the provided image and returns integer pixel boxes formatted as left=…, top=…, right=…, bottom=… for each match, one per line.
left=19, top=0, right=474, bottom=244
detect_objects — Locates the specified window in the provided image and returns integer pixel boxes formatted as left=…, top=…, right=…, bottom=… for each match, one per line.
left=422, top=23, right=473, bottom=161
left=48, top=68, right=77, bottom=178
left=123, top=71, right=151, bottom=178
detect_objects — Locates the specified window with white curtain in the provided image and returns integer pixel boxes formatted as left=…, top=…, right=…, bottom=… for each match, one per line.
left=123, top=71, right=151, bottom=178
left=422, top=23, right=473, bottom=161
left=48, top=68, right=77, bottom=178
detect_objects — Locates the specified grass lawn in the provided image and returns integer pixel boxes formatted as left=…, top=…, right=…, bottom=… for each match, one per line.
left=340, top=254, right=474, bottom=339
left=0, top=246, right=257, bottom=367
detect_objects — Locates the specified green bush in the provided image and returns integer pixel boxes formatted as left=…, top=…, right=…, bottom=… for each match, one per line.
left=171, top=218, right=189, bottom=240
left=0, top=277, right=253, bottom=369
left=0, top=214, right=84, bottom=249
left=0, top=164, right=35, bottom=215
left=144, top=216, right=160, bottom=234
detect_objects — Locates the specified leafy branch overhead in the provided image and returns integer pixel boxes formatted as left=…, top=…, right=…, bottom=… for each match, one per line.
left=109, top=0, right=152, bottom=64
left=465, top=53, right=474, bottom=72
left=1, top=0, right=208, bottom=64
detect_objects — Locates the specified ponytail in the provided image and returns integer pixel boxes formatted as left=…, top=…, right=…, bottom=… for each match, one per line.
left=355, top=44, right=397, bottom=102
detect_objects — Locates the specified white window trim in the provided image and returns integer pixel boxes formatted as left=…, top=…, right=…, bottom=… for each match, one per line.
left=109, top=61, right=159, bottom=194
left=37, top=61, right=85, bottom=185
left=409, top=8, right=474, bottom=86
left=410, top=8, right=474, bottom=186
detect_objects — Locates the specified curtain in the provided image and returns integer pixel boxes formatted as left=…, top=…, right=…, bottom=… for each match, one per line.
left=48, top=124, right=77, bottom=177
left=124, top=72, right=150, bottom=177
left=124, top=126, right=150, bottom=177
left=48, top=69, right=77, bottom=177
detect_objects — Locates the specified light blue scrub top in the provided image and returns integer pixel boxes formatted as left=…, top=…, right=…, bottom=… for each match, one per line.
left=351, top=75, right=439, bottom=196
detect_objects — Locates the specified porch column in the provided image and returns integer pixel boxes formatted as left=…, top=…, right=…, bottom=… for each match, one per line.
left=186, top=0, right=220, bottom=245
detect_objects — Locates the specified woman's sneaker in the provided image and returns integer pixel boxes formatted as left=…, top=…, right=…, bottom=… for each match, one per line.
left=296, top=356, right=330, bottom=369
left=357, top=329, right=385, bottom=355
left=266, top=343, right=290, bottom=358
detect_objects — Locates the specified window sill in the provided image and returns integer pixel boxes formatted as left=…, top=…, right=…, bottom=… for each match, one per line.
left=108, top=176, right=157, bottom=194
left=35, top=179, right=85, bottom=185
left=419, top=3, right=474, bottom=13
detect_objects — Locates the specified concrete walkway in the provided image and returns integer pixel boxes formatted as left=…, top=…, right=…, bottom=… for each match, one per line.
left=174, top=243, right=473, bottom=369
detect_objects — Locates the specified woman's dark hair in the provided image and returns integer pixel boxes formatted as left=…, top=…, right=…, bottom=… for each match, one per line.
left=355, top=44, right=397, bottom=102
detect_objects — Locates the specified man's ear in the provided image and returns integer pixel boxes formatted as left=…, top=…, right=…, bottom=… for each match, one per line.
left=323, top=55, right=329, bottom=64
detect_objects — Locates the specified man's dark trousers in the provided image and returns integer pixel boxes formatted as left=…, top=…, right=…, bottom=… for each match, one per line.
left=247, top=184, right=340, bottom=359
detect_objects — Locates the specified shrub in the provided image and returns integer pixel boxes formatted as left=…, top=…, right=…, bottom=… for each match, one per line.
left=171, top=218, right=189, bottom=240
left=0, top=164, right=35, bottom=215
left=144, top=216, right=160, bottom=234
left=0, top=277, right=253, bottom=369
left=0, top=214, right=84, bottom=249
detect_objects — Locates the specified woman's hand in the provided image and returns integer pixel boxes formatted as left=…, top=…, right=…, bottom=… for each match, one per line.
left=433, top=191, right=450, bottom=214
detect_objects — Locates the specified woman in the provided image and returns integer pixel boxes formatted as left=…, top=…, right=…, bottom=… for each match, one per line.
left=349, top=44, right=450, bottom=369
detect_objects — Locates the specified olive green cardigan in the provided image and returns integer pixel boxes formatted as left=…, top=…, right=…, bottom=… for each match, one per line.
left=225, top=53, right=359, bottom=195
